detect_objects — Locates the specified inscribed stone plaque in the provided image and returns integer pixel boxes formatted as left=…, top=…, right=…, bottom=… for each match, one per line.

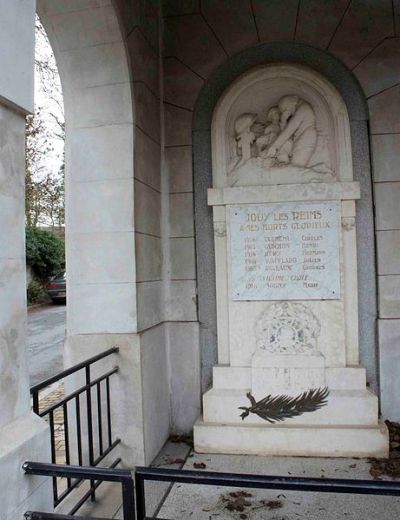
left=230, top=202, right=340, bottom=301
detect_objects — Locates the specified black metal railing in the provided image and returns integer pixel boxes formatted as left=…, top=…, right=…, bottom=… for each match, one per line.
left=24, top=462, right=400, bottom=520
left=23, top=462, right=134, bottom=520
left=30, top=347, right=120, bottom=512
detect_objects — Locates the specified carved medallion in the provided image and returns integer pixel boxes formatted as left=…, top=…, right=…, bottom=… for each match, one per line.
left=255, top=302, right=321, bottom=354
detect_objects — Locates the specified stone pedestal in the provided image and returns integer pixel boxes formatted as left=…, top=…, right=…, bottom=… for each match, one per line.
left=194, top=64, right=388, bottom=458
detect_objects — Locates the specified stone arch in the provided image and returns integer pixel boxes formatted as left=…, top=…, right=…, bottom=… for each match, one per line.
left=193, top=41, right=377, bottom=393
left=36, top=1, right=137, bottom=337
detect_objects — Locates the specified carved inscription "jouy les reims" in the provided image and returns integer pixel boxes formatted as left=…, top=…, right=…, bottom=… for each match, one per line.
left=230, top=201, right=340, bottom=301
left=244, top=208, right=331, bottom=231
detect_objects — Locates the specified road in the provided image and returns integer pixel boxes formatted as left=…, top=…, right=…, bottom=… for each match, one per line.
left=27, top=303, right=66, bottom=386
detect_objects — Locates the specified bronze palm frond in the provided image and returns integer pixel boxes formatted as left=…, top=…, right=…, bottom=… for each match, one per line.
left=239, top=387, right=329, bottom=423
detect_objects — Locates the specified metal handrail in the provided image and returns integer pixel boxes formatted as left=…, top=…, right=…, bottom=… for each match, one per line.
left=25, top=514, right=114, bottom=520
left=39, top=368, right=118, bottom=417
left=23, top=462, right=135, bottom=520
left=30, top=347, right=119, bottom=394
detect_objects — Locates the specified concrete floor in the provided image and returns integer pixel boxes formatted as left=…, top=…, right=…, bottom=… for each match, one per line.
left=158, top=451, right=400, bottom=520
left=64, top=442, right=400, bottom=519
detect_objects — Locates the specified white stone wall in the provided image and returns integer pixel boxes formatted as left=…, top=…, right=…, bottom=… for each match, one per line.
left=162, top=0, right=400, bottom=419
left=354, top=40, right=400, bottom=420
left=0, top=1, right=52, bottom=517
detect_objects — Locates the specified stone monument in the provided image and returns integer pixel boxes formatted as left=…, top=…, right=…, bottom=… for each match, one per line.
left=193, top=64, right=388, bottom=457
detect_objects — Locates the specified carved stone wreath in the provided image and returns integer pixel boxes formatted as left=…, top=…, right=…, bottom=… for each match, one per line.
left=255, top=302, right=321, bottom=354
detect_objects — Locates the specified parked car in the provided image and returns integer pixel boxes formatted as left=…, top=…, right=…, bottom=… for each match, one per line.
left=47, top=270, right=66, bottom=303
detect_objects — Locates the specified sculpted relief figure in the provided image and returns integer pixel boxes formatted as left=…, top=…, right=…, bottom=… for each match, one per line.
left=264, top=96, right=317, bottom=168
left=228, top=95, right=334, bottom=185
left=231, top=113, right=257, bottom=171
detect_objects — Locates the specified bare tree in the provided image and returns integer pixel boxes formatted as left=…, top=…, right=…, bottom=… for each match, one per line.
left=26, top=16, right=65, bottom=229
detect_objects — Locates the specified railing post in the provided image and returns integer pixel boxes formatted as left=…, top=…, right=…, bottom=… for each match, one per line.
left=32, top=391, right=39, bottom=415
left=121, top=474, right=136, bottom=520
left=85, top=365, right=96, bottom=501
left=135, top=471, right=146, bottom=520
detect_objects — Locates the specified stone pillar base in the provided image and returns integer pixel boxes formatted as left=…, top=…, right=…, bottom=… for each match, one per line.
left=0, top=412, right=52, bottom=519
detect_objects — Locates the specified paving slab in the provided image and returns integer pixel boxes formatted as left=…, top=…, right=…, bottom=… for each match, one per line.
left=157, top=451, right=400, bottom=519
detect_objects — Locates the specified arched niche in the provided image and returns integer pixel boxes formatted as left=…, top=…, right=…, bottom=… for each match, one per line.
left=193, top=42, right=377, bottom=394
left=193, top=58, right=387, bottom=459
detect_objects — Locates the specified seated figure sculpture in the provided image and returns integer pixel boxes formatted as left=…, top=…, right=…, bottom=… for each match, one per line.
left=256, top=106, right=293, bottom=165
left=266, top=95, right=317, bottom=168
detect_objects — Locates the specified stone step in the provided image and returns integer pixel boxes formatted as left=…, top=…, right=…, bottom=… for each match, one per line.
left=193, top=419, right=388, bottom=458
left=212, top=365, right=367, bottom=391
left=202, top=387, right=379, bottom=426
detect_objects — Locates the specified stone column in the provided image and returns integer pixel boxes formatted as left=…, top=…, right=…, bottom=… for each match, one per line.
left=0, top=1, right=52, bottom=517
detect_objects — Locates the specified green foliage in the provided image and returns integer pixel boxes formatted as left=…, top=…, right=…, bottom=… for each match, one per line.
left=27, top=278, right=48, bottom=305
left=26, top=226, right=65, bottom=281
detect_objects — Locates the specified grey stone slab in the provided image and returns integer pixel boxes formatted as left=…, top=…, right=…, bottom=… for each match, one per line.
left=139, top=0, right=160, bottom=50
left=39, top=0, right=111, bottom=16
left=193, top=129, right=218, bottom=392
left=112, top=0, right=143, bottom=35
left=328, top=0, right=394, bottom=69
left=252, top=0, right=299, bottom=42
left=166, top=145, right=193, bottom=193
left=378, top=275, right=400, bottom=318
left=166, top=280, right=198, bottom=321
left=354, top=38, right=400, bottom=98
left=134, top=82, right=160, bottom=144
left=369, top=85, right=400, bottom=134
left=201, top=0, right=258, bottom=55
left=170, top=237, right=196, bottom=279
left=379, top=318, right=400, bottom=421
left=158, top=452, right=400, bottom=519
left=162, top=0, right=199, bottom=17
left=135, top=180, right=161, bottom=237
left=295, top=0, right=349, bottom=48
left=372, top=134, right=400, bottom=182
left=136, top=280, right=163, bottom=330
left=135, top=233, right=162, bottom=282
left=164, top=57, right=204, bottom=110
left=375, top=182, right=400, bottom=230
left=164, top=103, right=192, bottom=146
left=168, top=322, right=201, bottom=432
left=134, top=126, right=161, bottom=191
left=163, top=14, right=226, bottom=78
left=376, top=230, right=400, bottom=275
left=350, top=120, right=378, bottom=392
left=395, top=0, right=400, bottom=36
left=127, top=27, right=159, bottom=97
left=169, top=192, right=194, bottom=237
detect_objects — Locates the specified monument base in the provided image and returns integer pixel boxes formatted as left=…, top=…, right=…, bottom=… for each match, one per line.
left=194, top=420, right=388, bottom=458
left=194, top=365, right=389, bottom=458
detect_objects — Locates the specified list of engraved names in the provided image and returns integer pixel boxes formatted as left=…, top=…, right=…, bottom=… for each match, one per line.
left=230, top=202, right=340, bottom=301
